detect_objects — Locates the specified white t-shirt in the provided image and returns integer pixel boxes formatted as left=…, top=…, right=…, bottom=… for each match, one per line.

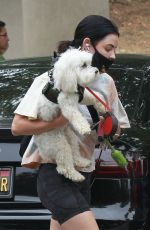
left=14, top=71, right=130, bottom=172
left=87, top=72, right=130, bottom=128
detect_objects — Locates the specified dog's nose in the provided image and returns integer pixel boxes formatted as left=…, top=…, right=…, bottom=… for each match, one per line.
left=95, top=70, right=99, bottom=74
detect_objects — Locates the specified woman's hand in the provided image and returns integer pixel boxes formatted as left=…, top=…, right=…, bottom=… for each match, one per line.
left=112, top=124, right=121, bottom=141
left=11, top=114, right=68, bottom=136
left=52, top=114, right=68, bottom=129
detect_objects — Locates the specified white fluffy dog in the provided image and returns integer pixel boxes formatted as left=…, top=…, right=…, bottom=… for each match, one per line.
left=34, top=48, right=105, bottom=182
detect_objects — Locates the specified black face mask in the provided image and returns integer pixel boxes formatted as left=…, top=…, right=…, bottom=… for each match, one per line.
left=92, top=50, right=114, bottom=71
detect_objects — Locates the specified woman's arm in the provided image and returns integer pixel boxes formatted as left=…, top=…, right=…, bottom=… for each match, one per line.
left=11, top=114, right=68, bottom=136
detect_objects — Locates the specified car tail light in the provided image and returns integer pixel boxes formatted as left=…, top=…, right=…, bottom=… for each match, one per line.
left=127, top=157, right=149, bottom=178
left=94, top=160, right=128, bottom=178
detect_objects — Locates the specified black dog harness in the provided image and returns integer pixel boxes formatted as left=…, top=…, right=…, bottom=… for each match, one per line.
left=42, top=68, right=85, bottom=104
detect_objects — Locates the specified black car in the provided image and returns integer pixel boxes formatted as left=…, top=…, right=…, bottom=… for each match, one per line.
left=0, top=54, right=150, bottom=230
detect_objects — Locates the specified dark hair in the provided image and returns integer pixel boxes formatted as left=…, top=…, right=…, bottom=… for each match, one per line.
left=0, top=21, right=5, bottom=27
left=57, top=15, right=119, bottom=53
left=0, top=21, right=6, bottom=32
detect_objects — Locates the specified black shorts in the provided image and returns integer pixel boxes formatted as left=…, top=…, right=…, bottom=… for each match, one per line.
left=37, top=163, right=91, bottom=225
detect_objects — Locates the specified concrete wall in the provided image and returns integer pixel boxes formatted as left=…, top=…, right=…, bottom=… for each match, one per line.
left=0, top=0, right=109, bottom=59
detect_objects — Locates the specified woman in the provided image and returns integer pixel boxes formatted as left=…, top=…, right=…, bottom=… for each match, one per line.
left=11, top=15, right=130, bottom=230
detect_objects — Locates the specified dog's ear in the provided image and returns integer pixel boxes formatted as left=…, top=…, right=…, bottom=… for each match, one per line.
left=53, top=65, right=78, bottom=93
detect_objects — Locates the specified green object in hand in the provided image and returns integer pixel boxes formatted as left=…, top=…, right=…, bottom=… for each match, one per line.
left=104, top=138, right=128, bottom=167
left=111, top=149, right=128, bottom=167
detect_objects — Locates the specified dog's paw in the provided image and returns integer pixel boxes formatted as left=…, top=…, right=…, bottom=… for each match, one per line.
left=67, top=170, right=85, bottom=182
left=57, top=166, right=85, bottom=182
left=74, top=158, right=91, bottom=168
left=71, top=119, right=91, bottom=135
left=78, top=125, right=91, bottom=135
left=56, top=166, right=68, bottom=176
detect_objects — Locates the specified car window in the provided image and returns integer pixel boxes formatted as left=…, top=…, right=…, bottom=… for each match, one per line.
left=109, top=67, right=146, bottom=124
left=109, top=66, right=150, bottom=157
left=135, top=68, right=150, bottom=127
left=0, top=66, right=50, bottom=119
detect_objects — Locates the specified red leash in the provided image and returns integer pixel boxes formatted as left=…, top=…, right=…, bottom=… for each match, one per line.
left=85, top=87, right=112, bottom=112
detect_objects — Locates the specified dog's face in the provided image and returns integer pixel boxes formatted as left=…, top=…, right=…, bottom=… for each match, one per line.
left=53, top=49, right=99, bottom=93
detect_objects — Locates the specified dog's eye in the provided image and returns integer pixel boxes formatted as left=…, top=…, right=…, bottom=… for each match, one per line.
left=81, top=63, right=87, bottom=68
